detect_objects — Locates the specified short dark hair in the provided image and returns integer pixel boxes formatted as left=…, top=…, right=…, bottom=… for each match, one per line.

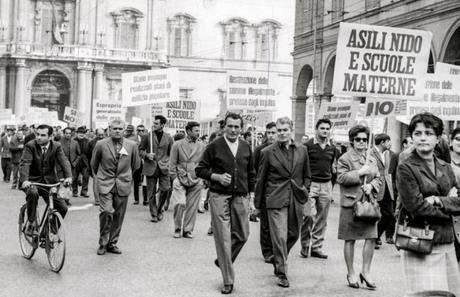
left=315, top=118, right=332, bottom=129
left=36, top=124, right=53, bottom=136
left=374, top=133, right=390, bottom=145
left=243, top=131, right=251, bottom=139
left=218, top=120, right=225, bottom=129
left=185, top=121, right=200, bottom=132
left=408, top=112, right=443, bottom=137
left=173, top=132, right=186, bottom=141
left=451, top=128, right=460, bottom=140
left=136, top=124, right=145, bottom=129
left=348, top=124, right=370, bottom=145
left=224, top=113, right=243, bottom=128
left=63, top=127, right=72, bottom=134
left=265, top=121, right=276, bottom=130
left=155, top=115, right=167, bottom=125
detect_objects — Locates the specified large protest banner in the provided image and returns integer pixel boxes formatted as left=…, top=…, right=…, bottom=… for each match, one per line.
left=227, top=70, right=278, bottom=111
left=151, top=99, right=201, bottom=130
left=317, top=101, right=360, bottom=129
left=121, top=68, right=179, bottom=107
left=405, top=73, right=460, bottom=120
left=436, top=62, right=460, bottom=76
left=93, top=101, right=126, bottom=123
left=332, top=22, right=432, bottom=100
left=0, top=109, right=15, bottom=126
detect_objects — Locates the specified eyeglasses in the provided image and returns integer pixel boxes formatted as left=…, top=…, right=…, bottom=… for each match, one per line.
left=354, top=137, right=368, bottom=143
left=137, top=129, right=145, bottom=132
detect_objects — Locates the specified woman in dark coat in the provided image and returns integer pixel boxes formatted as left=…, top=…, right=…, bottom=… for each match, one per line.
left=337, top=125, right=381, bottom=289
left=397, top=113, right=460, bottom=295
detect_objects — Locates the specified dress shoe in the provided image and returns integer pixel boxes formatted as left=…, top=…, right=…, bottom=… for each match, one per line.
left=158, top=213, right=164, bottom=221
left=221, top=284, right=233, bottom=294
left=347, top=275, right=359, bottom=289
left=198, top=208, right=205, bottom=214
left=133, top=201, right=139, bottom=205
left=174, top=229, right=181, bottom=238
left=107, top=246, right=122, bottom=254
left=376, top=238, right=382, bottom=245
left=249, top=214, right=259, bottom=222
left=359, top=273, right=376, bottom=289
left=24, top=221, right=38, bottom=237
left=277, top=276, right=290, bottom=288
left=310, top=249, right=328, bottom=259
left=94, top=202, right=100, bottom=206
left=150, top=217, right=158, bottom=223
left=214, top=259, right=220, bottom=268
left=142, top=201, right=148, bottom=206
left=300, top=247, right=309, bottom=258
left=207, top=226, right=213, bottom=235
left=264, top=255, right=274, bottom=264
left=97, top=246, right=106, bottom=255
left=386, top=238, right=395, bottom=244
left=72, top=193, right=78, bottom=198
left=80, top=193, right=90, bottom=198
left=183, top=231, right=193, bottom=239
left=374, top=244, right=380, bottom=250
left=65, top=199, right=72, bottom=206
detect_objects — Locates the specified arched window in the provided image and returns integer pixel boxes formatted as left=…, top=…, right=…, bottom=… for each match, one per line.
left=168, top=13, right=196, bottom=57
left=111, top=8, right=144, bottom=49
left=255, top=20, right=281, bottom=61
left=220, top=18, right=250, bottom=60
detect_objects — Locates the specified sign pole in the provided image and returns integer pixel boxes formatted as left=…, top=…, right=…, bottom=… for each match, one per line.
left=150, top=104, right=153, bottom=154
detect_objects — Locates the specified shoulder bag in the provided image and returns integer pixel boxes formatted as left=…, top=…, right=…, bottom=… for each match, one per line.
left=353, top=191, right=382, bottom=221
left=395, top=216, right=434, bottom=255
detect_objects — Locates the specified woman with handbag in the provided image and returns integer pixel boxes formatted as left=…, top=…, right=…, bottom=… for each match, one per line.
left=397, top=113, right=460, bottom=296
left=337, top=125, right=382, bottom=289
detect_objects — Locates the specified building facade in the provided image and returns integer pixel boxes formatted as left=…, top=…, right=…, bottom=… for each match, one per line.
left=0, top=0, right=294, bottom=131
left=292, top=0, right=460, bottom=145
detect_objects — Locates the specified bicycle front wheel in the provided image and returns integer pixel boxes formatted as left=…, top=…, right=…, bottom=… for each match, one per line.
left=45, top=212, right=66, bottom=273
left=18, top=205, right=37, bottom=259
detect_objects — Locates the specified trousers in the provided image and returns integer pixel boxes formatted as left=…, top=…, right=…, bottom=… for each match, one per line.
left=172, top=178, right=202, bottom=232
left=99, top=188, right=128, bottom=247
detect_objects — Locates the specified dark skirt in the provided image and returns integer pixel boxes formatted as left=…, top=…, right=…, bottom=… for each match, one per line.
left=338, top=206, right=378, bottom=240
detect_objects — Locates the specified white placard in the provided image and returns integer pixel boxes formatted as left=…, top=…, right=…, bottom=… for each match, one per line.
left=121, top=68, right=180, bottom=107
left=317, top=101, right=360, bottom=130
left=93, top=101, right=126, bottom=123
left=436, top=62, right=460, bottom=76
left=63, top=106, right=84, bottom=127
left=332, top=22, right=432, bottom=100
left=151, top=99, right=201, bottom=130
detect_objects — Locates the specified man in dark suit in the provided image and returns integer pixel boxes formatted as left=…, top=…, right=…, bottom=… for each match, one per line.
left=255, top=117, right=311, bottom=288
left=60, top=127, right=81, bottom=196
left=19, top=124, right=72, bottom=235
left=1, top=127, right=14, bottom=182
left=139, top=115, right=173, bottom=222
left=9, top=129, right=25, bottom=189
left=253, top=121, right=277, bottom=263
left=91, top=120, right=140, bottom=255
left=88, top=128, right=106, bottom=206
left=74, top=126, right=90, bottom=197
left=196, top=113, right=256, bottom=295
left=131, top=124, right=147, bottom=205
left=370, top=133, right=395, bottom=248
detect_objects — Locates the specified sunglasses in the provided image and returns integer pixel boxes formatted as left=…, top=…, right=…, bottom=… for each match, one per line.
left=137, top=129, right=145, bottom=132
left=354, top=137, right=368, bottom=143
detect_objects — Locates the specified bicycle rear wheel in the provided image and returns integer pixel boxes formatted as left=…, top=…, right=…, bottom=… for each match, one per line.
left=18, top=205, right=38, bottom=259
left=45, top=212, right=66, bottom=273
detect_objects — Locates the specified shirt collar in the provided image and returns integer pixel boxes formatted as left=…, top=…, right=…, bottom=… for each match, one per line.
left=313, top=136, right=330, bottom=146
left=40, top=141, right=50, bottom=150
left=224, top=134, right=238, bottom=145
left=186, top=136, right=197, bottom=143
left=278, top=139, right=295, bottom=149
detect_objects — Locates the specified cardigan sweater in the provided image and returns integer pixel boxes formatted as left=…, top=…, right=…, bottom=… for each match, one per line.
left=195, top=136, right=255, bottom=195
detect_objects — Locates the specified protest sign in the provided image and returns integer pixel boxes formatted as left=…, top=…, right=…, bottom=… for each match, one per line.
left=332, top=22, right=432, bottom=100
left=405, top=73, right=460, bottom=120
left=436, top=62, right=460, bottom=76
left=317, top=101, right=360, bottom=129
left=131, top=116, right=143, bottom=127
left=364, top=98, right=406, bottom=118
left=151, top=99, right=201, bottom=130
left=63, top=106, right=84, bottom=127
left=227, top=71, right=278, bottom=111
left=93, top=101, right=126, bottom=123
left=0, top=109, right=14, bottom=126
left=121, top=68, right=179, bottom=107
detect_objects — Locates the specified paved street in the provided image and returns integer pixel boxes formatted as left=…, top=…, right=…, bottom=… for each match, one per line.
left=1, top=182, right=405, bottom=297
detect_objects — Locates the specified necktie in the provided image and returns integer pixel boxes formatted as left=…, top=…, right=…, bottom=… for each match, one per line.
left=42, top=146, right=47, bottom=156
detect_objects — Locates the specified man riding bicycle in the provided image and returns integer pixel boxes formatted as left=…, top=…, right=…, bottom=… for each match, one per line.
left=19, top=124, right=72, bottom=235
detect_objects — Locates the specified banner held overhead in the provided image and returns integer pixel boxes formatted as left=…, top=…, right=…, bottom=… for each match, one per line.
left=121, top=68, right=180, bottom=107
left=332, top=22, right=432, bottom=100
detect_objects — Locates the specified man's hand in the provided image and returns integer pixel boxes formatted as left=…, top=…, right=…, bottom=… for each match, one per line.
left=211, top=173, right=232, bottom=186
left=362, top=184, right=373, bottom=195
left=22, top=181, right=31, bottom=189
left=146, top=153, right=156, bottom=161
left=448, top=187, right=458, bottom=197
left=425, top=195, right=442, bottom=206
left=63, top=177, right=72, bottom=186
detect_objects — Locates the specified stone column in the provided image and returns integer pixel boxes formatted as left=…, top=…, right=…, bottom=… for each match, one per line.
left=291, top=95, right=308, bottom=142
left=77, top=62, right=91, bottom=126
left=14, top=59, right=27, bottom=116
left=0, top=60, right=7, bottom=109
left=93, top=63, right=104, bottom=101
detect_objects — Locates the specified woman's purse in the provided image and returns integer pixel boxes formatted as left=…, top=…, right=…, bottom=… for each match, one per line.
left=353, top=191, right=382, bottom=221
left=395, top=216, right=434, bottom=255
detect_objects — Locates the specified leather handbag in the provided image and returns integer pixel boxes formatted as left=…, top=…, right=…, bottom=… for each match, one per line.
left=353, top=191, right=382, bottom=221
left=395, top=218, right=434, bottom=255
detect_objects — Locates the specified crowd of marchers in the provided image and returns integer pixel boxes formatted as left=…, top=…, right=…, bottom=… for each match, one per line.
left=6, top=111, right=460, bottom=296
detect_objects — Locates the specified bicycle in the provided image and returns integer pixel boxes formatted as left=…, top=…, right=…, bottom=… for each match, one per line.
left=18, top=181, right=68, bottom=273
